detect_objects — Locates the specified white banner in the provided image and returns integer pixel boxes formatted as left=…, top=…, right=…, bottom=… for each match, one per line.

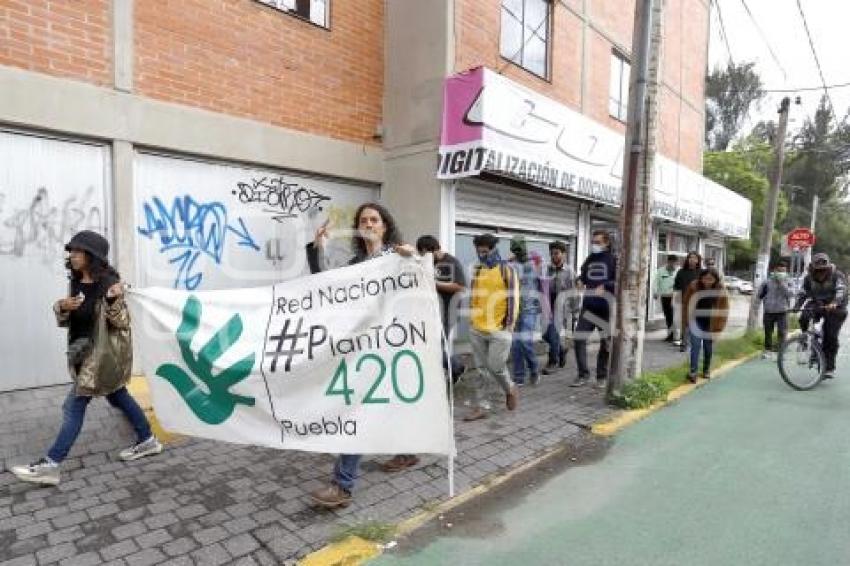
left=127, top=254, right=455, bottom=456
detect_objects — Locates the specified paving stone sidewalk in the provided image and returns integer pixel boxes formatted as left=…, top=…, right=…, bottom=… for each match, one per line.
left=0, top=329, right=707, bottom=565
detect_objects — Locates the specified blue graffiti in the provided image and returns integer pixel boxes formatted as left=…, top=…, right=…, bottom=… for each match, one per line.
left=137, top=195, right=260, bottom=290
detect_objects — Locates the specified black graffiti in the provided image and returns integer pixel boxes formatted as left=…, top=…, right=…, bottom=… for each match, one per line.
left=0, top=187, right=103, bottom=258
left=233, top=177, right=331, bottom=222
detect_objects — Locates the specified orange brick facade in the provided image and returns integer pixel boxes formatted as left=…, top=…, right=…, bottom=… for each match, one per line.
left=455, top=0, right=708, bottom=171
left=0, top=0, right=706, bottom=168
left=0, top=0, right=384, bottom=147
left=134, top=0, right=384, bottom=146
left=0, top=0, right=112, bottom=87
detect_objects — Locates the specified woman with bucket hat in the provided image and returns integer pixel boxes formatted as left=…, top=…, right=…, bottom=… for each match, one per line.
left=11, top=230, right=162, bottom=486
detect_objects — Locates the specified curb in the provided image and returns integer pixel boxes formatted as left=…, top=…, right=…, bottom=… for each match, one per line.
left=297, top=445, right=568, bottom=565
left=591, top=351, right=761, bottom=436
left=298, top=350, right=762, bottom=565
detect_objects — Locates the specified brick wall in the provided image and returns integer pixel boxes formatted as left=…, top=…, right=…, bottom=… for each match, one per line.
left=0, top=0, right=111, bottom=86
left=454, top=0, right=708, bottom=169
left=134, top=0, right=384, bottom=145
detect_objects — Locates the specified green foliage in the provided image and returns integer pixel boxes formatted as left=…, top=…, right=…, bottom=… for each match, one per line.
left=779, top=96, right=850, bottom=270
left=611, top=332, right=766, bottom=410
left=703, top=148, right=788, bottom=271
left=331, top=521, right=397, bottom=544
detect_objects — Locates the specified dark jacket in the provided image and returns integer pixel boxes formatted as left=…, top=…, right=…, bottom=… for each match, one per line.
left=674, top=267, right=700, bottom=294
left=794, top=265, right=848, bottom=310
left=578, top=251, right=616, bottom=316
left=306, top=242, right=394, bottom=273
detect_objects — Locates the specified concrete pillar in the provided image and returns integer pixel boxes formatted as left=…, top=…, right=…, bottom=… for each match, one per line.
left=382, top=0, right=455, bottom=248
left=112, top=140, right=136, bottom=282
left=112, top=0, right=134, bottom=92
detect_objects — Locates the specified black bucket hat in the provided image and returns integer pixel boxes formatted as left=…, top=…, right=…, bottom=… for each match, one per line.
left=65, top=230, right=109, bottom=264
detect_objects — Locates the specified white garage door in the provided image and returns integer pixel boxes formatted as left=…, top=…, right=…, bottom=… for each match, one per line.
left=134, top=152, right=379, bottom=290
left=456, top=179, right=580, bottom=237
left=0, top=131, right=110, bottom=392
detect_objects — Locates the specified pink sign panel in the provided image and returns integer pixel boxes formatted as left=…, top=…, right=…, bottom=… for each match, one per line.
left=440, top=67, right=484, bottom=147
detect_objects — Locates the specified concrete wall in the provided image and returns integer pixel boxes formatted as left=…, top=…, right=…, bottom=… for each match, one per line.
left=382, top=0, right=455, bottom=246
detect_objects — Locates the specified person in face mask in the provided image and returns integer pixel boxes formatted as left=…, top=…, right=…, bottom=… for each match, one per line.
left=464, top=233, right=521, bottom=421
left=758, top=261, right=794, bottom=357
left=793, top=253, right=848, bottom=379
left=571, top=230, right=617, bottom=388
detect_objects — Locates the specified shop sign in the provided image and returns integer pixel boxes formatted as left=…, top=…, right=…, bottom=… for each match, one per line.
left=437, top=67, right=751, bottom=239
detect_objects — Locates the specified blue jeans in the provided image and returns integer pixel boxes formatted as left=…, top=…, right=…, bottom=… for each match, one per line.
left=333, top=454, right=361, bottom=492
left=48, top=386, right=152, bottom=463
left=689, top=330, right=714, bottom=374
left=543, top=321, right=565, bottom=366
left=512, top=312, right=539, bottom=380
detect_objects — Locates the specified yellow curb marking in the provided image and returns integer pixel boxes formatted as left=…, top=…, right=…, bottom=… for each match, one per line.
left=299, top=445, right=568, bottom=565
left=299, top=536, right=381, bottom=566
left=591, top=351, right=761, bottom=437
left=126, top=375, right=181, bottom=444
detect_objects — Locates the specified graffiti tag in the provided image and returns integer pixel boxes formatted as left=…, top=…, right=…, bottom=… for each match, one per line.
left=0, top=186, right=103, bottom=260
left=137, top=195, right=260, bottom=290
left=233, top=177, right=331, bottom=222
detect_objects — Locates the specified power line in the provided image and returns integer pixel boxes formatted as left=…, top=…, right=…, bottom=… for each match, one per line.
left=738, top=0, right=787, bottom=81
left=762, top=81, right=850, bottom=94
left=712, top=0, right=735, bottom=67
left=795, top=0, right=837, bottom=115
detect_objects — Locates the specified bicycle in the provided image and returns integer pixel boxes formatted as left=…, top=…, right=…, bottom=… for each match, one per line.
left=777, top=303, right=827, bottom=391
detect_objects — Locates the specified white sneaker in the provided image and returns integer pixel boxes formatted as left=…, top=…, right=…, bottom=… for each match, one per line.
left=119, top=436, right=163, bottom=462
left=11, top=458, right=60, bottom=486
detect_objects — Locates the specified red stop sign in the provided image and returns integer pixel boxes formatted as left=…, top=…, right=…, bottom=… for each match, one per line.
left=787, top=228, right=816, bottom=248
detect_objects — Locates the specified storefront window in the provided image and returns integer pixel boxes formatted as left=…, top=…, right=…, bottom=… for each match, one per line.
left=655, top=230, right=696, bottom=270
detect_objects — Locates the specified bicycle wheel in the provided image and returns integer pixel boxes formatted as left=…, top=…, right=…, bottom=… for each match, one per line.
left=778, top=334, right=825, bottom=391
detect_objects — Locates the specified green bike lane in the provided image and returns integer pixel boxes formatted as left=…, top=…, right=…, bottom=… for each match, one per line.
left=373, top=337, right=850, bottom=566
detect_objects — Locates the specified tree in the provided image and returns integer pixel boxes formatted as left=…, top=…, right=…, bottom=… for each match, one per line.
left=703, top=146, right=788, bottom=271
left=779, top=96, right=850, bottom=269
left=705, top=62, right=765, bottom=151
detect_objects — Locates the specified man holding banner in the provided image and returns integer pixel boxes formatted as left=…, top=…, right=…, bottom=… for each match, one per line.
left=128, top=202, right=454, bottom=511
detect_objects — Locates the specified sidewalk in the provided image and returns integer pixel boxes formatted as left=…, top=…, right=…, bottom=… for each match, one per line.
left=0, top=328, right=723, bottom=565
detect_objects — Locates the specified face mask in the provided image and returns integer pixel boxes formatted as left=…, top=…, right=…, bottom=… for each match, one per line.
left=591, top=244, right=605, bottom=254
left=773, top=272, right=788, bottom=280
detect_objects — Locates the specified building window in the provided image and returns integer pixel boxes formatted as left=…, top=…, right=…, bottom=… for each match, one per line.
left=256, top=0, right=329, bottom=28
left=500, top=0, right=551, bottom=79
left=609, top=51, right=631, bottom=122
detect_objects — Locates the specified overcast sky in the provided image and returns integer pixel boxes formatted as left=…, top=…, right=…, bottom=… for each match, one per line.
left=707, top=0, right=850, bottom=135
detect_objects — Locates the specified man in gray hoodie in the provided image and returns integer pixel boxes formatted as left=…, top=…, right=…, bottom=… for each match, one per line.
left=758, top=261, right=794, bottom=355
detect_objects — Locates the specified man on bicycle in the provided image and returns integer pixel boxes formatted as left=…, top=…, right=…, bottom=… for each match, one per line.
left=793, top=253, right=848, bottom=379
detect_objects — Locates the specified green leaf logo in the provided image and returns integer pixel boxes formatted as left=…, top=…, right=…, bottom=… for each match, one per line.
left=156, top=296, right=256, bottom=425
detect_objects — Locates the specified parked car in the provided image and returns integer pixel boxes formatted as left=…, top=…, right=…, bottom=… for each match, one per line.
left=724, top=276, right=743, bottom=293
left=738, top=280, right=754, bottom=295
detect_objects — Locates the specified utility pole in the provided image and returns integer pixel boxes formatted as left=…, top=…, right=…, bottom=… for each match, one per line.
left=609, top=0, right=662, bottom=395
left=747, top=97, right=791, bottom=331
left=804, top=194, right=819, bottom=267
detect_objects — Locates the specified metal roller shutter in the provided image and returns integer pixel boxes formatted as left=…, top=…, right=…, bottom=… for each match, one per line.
left=456, top=180, right=579, bottom=236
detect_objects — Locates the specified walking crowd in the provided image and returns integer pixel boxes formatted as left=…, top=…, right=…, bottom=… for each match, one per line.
left=8, top=202, right=848, bottom=512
